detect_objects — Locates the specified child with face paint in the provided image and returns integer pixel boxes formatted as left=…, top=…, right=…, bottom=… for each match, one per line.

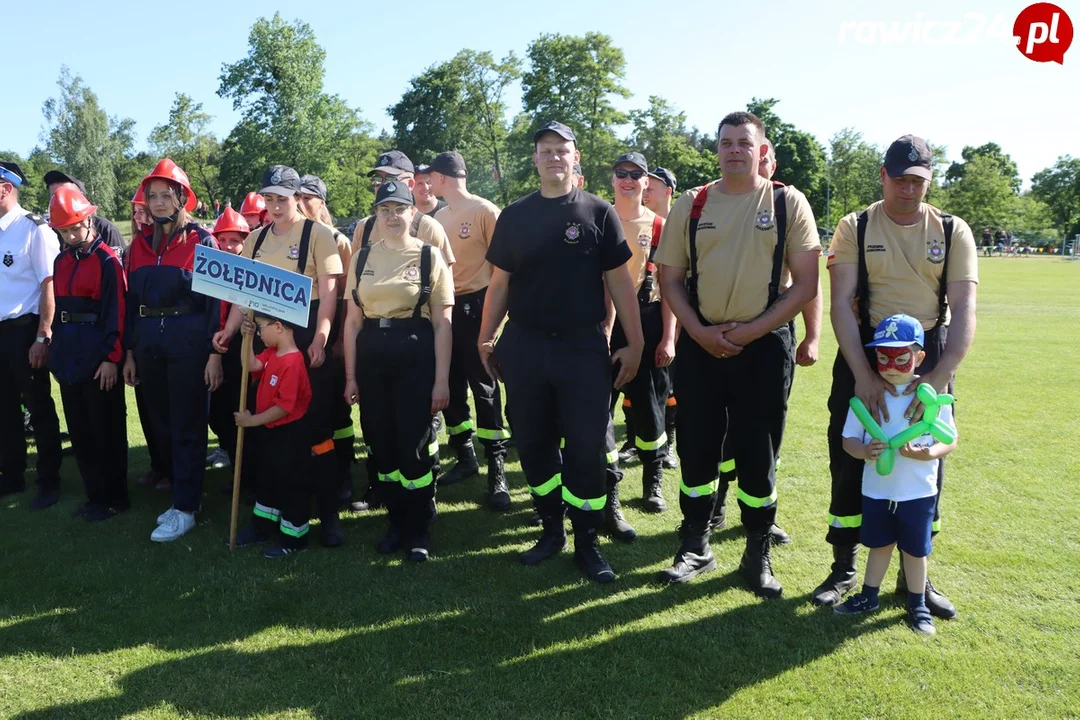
left=836, top=314, right=957, bottom=636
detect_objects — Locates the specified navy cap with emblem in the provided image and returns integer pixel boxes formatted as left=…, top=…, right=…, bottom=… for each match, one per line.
left=0, top=161, right=27, bottom=188
left=884, top=135, right=933, bottom=180
left=299, top=174, right=328, bottom=201
left=43, top=170, right=86, bottom=195
left=613, top=152, right=648, bottom=173
left=648, top=167, right=677, bottom=191
left=368, top=150, right=415, bottom=177
left=415, top=163, right=432, bottom=175
left=374, top=181, right=415, bottom=207
left=533, top=121, right=577, bottom=144
left=572, top=163, right=582, bottom=176
left=260, top=165, right=302, bottom=196
left=426, top=151, right=468, bottom=178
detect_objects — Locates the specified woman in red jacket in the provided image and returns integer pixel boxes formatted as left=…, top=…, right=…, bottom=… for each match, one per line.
left=123, top=158, right=222, bottom=542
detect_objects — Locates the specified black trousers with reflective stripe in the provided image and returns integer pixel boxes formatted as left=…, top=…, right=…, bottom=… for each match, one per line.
left=445, top=287, right=507, bottom=455
left=356, top=322, right=437, bottom=536
left=0, top=317, right=62, bottom=489
left=826, top=325, right=949, bottom=545
left=59, top=377, right=128, bottom=508
left=496, top=321, right=609, bottom=529
left=250, top=420, right=310, bottom=547
left=675, top=325, right=791, bottom=532
left=611, top=300, right=670, bottom=464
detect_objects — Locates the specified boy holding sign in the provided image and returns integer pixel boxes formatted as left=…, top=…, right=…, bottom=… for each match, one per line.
left=232, top=314, right=312, bottom=558
left=836, top=314, right=957, bottom=635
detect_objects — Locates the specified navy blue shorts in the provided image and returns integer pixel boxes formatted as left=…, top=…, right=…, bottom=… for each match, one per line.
left=860, top=495, right=935, bottom=557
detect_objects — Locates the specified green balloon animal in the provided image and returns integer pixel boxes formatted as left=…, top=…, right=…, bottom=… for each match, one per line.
left=849, top=383, right=956, bottom=476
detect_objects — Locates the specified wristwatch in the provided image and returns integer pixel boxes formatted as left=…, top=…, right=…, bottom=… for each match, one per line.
left=35, top=336, right=51, bottom=346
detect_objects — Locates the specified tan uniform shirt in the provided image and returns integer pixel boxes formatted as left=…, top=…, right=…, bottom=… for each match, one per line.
left=827, top=201, right=978, bottom=329
left=433, top=195, right=500, bottom=295
left=352, top=212, right=455, bottom=268
left=619, top=208, right=664, bottom=304
left=343, top=238, right=454, bottom=321
left=242, top=220, right=343, bottom=302
left=655, top=180, right=820, bottom=323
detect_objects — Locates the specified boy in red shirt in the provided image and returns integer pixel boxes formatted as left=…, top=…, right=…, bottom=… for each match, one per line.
left=233, top=313, right=312, bottom=558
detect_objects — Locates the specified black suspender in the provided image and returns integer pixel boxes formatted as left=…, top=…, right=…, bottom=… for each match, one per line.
left=856, top=211, right=954, bottom=329
left=350, top=244, right=373, bottom=306
left=360, top=216, right=376, bottom=248
left=350, top=242, right=433, bottom=321
left=252, top=219, right=314, bottom=276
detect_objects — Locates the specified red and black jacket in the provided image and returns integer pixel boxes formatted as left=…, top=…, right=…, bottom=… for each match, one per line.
left=124, top=223, right=220, bottom=357
left=49, top=238, right=126, bottom=384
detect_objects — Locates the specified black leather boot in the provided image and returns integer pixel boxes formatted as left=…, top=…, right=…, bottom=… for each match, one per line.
left=439, top=441, right=479, bottom=486
left=487, top=453, right=510, bottom=511
left=811, top=544, right=859, bottom=606
left=573, top=526, right=616, bottom=583
left=740, top=530, right=783, bottom=599
left=602, top=481, right=637, bottom=542
left=657, top=521, right=716, bottom=583
left=521, top=509, right=567, bottom=565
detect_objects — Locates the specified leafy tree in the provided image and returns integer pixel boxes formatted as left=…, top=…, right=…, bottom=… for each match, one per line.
left=626, top=96, right=715, bottom=195
left=0, top=149, right=51, bottom=213
left=945, top=143, right=1021, bottom=193
left=939, top=154, right=1019, bottom=232
left=1031, top=155, right=1080, bottom=240
left=149, top=94, right=222, bottom=209
left=746, top=98, right=828, bottom=218
left=826, top=128, right=881, bottom=226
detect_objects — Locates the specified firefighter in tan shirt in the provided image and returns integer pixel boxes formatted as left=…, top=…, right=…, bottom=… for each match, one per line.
left=654, top=112, right=820, bottom=598
left=813, top=135, right=977, bottom=621
left=426, top=152, right=511, bottom=509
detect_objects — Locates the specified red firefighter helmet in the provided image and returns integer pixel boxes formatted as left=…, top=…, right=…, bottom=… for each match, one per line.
left=212, top=206, right=250, bottom=237
left=130, top=185, right=146, bottom=206
left=138, top=158, right=198, bottom=212
left=240, top=191, right=267, bottom=217
left=48, top=185, right=98, bottom=229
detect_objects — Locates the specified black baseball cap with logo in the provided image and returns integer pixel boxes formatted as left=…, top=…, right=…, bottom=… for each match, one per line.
left=884, top=135, right=933, bottom=180
left=613, top=152, right=648, bottom=173
left=299, top=175, right=328, bottom=201
left=649, top=167, right=677, bottom=191
left=43, top=170, right=87, bottom=195
left=533, top=121, right=576, bottom=144
left=374, top=180, right=415, bottom=207
left=260, top=165, right=302, bottom=196
left=368, top=150, right=415, bottom=177
left=427, top=151, right=468, bottom=178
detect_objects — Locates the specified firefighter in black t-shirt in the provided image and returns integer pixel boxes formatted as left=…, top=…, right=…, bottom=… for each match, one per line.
left=479, top=121, right=645, bottom=584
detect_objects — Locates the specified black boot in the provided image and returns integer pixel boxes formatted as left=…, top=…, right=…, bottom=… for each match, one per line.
left=320, top=513, right=345, bottom=548
left=657, top=521, right=716, bottom=583
left=709, top=481, right=730, bottom=531
left=811, top=544, right=858, bottom=606
left=662, top=426, right=679, bottom=470
left=574, top=526, right=616, bottom=583
left=521, top=510, right=567, bottom=566
left=602, top=481, right=637, bottom=542
left=769, top=523, right=792, bottom=545
left=740, top=529, right=782, bottom=599
left=896, top=564, right=957, bottom=619
left=642, top=458, right=667, bottom=513
left=439, top=441, right=479, bottom=486
left=487, top=453, right=510, bottom=511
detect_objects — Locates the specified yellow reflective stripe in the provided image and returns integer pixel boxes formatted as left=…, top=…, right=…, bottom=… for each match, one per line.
left=680, top=478, right=719, bottom=498
left=253, top=503, right=280, bottom=521
left=333, top=426, right=355, bottom=440
left=737, top=488, right=777, bottom=508
left=561, top=486, right=607, bottom=511
left=401, top=471, right=435, bottom=490
left=828, top=513, right=862, bottom=529
left=279, top=520, right=309, bottom=538
left=530, top=473, right=562, bottom=497
left=377, top=471, right=401, bottom=484
left=559, top=438, right=566, bottom=449
left=719, top=459, right=736, bottom=473
left=428, top=440, right=439, bottom=456
left=476, top=427, right=511, bottom=441
left=932, top=519, right=941, bottom=533
left=447, top=420, right=473, bottom=436
left=634, top=431, right=669, bottom=452
left=606, top=449, right=618, bottom=464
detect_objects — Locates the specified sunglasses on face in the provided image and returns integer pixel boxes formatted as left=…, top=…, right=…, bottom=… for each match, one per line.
left=377, top=206, right=410, bottom=217
left=614, top=169, right=646, bottom=180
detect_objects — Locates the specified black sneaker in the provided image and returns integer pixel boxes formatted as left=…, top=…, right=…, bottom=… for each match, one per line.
left=264, top=544, right=307, bottom=559
left=226, top=526, right=271, bottom=548
left=907, top=605, right=936, bottom=635
left=86, top=504, right=127, bottom=523
left=833, top=592, right=880, bottom=615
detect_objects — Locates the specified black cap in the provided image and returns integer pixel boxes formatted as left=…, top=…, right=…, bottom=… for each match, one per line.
left=374, top=180, right=415, bottom=207
left=884, top=135, right=933, bottom=180
left=299, top=174, right=327, bottom=201
left=613, top=152, right=648, bottom=173
left=427, top=151, right=467, bottom=178
left=572, top=163, right=582, bottom=176
left=0, top=161, right=28, bottom=187
left=415, top=163, right=432, bottom=175
left=43, top=170, right=86, bottom=195
left=368, top=150, right=415, bottom=177
left=260, top=165, right=302, bottom=196
left=533, top=121, right=576, bottom=143
left=648, top=167, right=677, bottom=191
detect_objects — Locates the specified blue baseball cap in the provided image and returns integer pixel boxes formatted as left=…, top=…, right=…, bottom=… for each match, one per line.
left=866, top=314, right=924, bottom=348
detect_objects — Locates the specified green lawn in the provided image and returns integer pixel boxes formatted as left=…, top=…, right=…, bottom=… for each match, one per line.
left=1, top=258, right=1078, bottom=719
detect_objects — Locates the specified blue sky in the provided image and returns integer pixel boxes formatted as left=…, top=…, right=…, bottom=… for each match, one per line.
left=4, top=0, right=1077, bottom=185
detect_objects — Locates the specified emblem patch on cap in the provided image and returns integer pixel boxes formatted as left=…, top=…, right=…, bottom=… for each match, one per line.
left=379, top=156, right=390, bottom=166
left=270, top=169, right=282, bottom=185
left=564, top=223, right=582, bottom=245
left=404, top=266, right=420, bottom=281
left=755, top=211, right=775, bottom=231
left=2, top=252, right=12, bottom=268
left=926, top=237, right=945, bottom=265
left=459, top=224, right=471, bottom=239
left=386, top=182, right=397, bottom=193
left=908, top=147, right=920, bottom=162
left=287, top=244, right=300, bottom=260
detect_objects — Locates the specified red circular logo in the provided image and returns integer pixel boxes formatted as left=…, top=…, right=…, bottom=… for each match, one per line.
left=1014, top=3, right=1073, bottom=63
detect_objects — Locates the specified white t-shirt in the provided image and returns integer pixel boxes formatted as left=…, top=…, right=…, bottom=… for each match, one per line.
left=0, top=204, right=59, bottom=320
left=842, top=382, right=956, bottom=502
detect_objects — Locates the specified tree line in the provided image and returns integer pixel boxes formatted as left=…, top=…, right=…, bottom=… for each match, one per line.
left=3, top=13, right=1078, bottom=245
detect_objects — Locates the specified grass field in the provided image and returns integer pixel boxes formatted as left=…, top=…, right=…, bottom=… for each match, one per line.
left=1, top=258, right=1078, bottom=719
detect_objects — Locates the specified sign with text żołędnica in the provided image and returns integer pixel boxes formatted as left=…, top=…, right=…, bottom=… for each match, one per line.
left=192, top=245, right=312, bottom=327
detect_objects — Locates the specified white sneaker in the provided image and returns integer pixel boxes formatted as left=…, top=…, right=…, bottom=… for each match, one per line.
left=206, top=448, right=231, bottom=470
left=156, top=506, right=177, bottom=525
left=151, top=510, right=196, bottom=542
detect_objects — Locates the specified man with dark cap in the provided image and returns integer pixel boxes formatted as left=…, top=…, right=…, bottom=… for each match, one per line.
left=478, top=121, right=644, bottom=584
left=644, top=167, right=677, bottom=219
left=813, top=134, right=978, bottom=622
left=0, top=162, right=64, bottom=508
left=44, top=170, right=126, bottom=256
left=414, top=163, right=448, bottom=217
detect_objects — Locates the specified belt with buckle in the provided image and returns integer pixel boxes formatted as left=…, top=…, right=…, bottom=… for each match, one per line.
left=60, top=311, right=99, bottom=324
left=139, top=305, right=194, bottom=318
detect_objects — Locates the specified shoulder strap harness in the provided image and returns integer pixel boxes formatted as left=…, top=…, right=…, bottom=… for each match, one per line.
left=351, top=243, right=433, bottom=321
left=637, top=213, right=665, bottom=304
left=252, top=219, right=314, bottom=276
